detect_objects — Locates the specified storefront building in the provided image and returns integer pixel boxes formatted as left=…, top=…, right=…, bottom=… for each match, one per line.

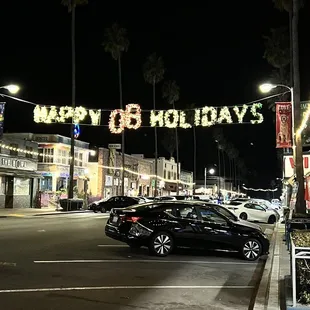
left=146, top=157, right=181, bottom=195
left=30, top=134, right=90, bottom=195
left=0, top=133, right=40, bottom=208
left=180, top=170, right=194, bottom=195
left=88, top=148, right=154, bottom=198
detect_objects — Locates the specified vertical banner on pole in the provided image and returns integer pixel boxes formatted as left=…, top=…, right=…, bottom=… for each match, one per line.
left=0, top=102, right=5, bottom=140
left=276, top=102, right=292, bottom=148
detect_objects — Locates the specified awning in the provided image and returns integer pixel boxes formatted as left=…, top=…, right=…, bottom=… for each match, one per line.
left=0, top=168, right=43, bottom=179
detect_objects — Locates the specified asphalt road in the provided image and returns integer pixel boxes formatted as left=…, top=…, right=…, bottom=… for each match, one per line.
left=0, top=213, right=274, bottom=310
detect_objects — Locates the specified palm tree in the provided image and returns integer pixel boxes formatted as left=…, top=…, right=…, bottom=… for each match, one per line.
left=292, top=0, right=305, bottom=213
left=226, top=143, right=235, bottom=190
left=187, top=103, right=197, bottom=194
left=143, top=53, right=165, bottom=196
left=102, top=23, right=129, bottom=196
left=272, top=0, right=305, bottom=214
left=263, top=26, right=290, bottom=110
left=161, top=129, right=177, bottom=159
left=162, top=80, right=180, bottom=194
left=61, top=0, right=88, bottom=199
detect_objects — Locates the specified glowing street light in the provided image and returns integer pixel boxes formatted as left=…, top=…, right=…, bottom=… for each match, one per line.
left=209, top=168, right=215, bottom=175
left=0, top=84, right=20, bottom=94
left=259, top=83, right=278, bottom=93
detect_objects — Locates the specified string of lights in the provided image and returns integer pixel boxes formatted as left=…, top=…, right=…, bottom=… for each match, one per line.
left=242, top=185, right=277, bottom=192
left=0, top=142, right=195, bottom=186
left=0, top=142, right=96, bottom=159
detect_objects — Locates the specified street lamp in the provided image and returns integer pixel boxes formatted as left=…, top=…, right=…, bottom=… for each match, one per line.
left=209, top=168, right=215, bottom=175
left=259, top=83, right=294, bottom=149
left=0, top=85, right=20, bottom=94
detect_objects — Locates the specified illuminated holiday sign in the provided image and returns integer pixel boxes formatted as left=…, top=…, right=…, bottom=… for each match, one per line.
left=33, top=103, right=264, bottom=134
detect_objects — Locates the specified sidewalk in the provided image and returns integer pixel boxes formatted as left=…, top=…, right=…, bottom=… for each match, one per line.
left=253, top=222, right=310, bottom=310
left=0, top=207, right=91, bottom=218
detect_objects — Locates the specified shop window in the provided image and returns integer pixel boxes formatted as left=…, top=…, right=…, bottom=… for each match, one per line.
left=38, top=149, right=43, bottom=162
left=14, top=178, right=30, bottom=195
left=26, top=146, right=33, bottom=159
left=39, top=148, right=54, bottom=163
left=9, top=143, right=18, bottom=156
left=0, top=177, right=5, bottom=194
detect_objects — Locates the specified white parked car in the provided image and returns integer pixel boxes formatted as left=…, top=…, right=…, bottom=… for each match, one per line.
left=224, top=201, right=280, bottom=224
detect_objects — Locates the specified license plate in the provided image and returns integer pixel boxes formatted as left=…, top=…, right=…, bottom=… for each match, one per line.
left=112, top=216, right=118, bottom=223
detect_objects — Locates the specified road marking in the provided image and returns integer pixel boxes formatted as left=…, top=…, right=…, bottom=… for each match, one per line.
left=0, top=262, right=17, bottom=267
left=33, top=259, right=256, bottom=265
left=0, top=285, right=255, bottom=293
left=97, top=244, right=128, bottom=247
left=37, top=230, right=46, bottom=232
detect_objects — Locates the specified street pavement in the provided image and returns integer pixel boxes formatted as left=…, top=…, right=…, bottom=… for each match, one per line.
left=0, top=213, right=274, bottom=310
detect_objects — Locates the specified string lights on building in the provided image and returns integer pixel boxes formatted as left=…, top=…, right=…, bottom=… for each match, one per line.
left=0, top=142, right=194, bottom=186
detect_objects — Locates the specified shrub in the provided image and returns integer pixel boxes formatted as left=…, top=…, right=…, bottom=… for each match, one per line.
left=291, top=230, right=310, bottom=304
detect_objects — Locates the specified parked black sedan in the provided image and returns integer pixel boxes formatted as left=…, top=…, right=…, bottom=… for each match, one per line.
left=105, top=201, right=270, bottom=261
left=89, top=196, right=142, bottom=213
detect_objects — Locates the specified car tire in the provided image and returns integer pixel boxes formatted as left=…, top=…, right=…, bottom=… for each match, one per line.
left=149, top=231, right=174, bottom=257
left=240, top=212, right=248, bottom=220
left=241, top=239, right=262, bottom=261
left=268, top=215, right=276, bottom=224
left=93, top=205, right=98, bottom=213
left=100, top=207, right=106, bottom=213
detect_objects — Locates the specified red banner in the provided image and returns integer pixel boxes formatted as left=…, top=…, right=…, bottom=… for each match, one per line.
left=276, top=102, right=292, bottom=148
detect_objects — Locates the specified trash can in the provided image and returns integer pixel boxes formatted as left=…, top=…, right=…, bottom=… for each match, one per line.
left=59, top=198, right=83, bottom=211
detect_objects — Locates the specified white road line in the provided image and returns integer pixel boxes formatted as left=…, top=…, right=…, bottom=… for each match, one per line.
left=33, top=259, right=256, bottom=265
left=37, top=230, right=46, bottom=232
left=97, top=244, right=128, bottom=247
left=0, top=285, right=255, bottom=293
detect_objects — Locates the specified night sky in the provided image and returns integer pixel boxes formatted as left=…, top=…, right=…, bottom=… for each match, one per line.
left=1, top=1, right=310, bottom=190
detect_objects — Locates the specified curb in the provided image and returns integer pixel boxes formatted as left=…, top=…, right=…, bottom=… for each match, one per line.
left=33, top=210, right=92, bottom=216
left=253, top=223, right=279, bottom=310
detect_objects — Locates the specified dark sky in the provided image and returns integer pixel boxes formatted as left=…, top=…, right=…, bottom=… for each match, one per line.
left=0, top=1, right=310, bottom=189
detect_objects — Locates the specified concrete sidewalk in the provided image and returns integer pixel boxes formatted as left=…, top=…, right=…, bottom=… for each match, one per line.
left=0, top=207, right=91, bottom=218
left=253, top=223, right=294, bottom=309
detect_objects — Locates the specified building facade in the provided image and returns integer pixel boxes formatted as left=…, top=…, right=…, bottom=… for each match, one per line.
left=146, top=157, right=181, bottom=195
left=0, top=133, right=40, bottom=208
left=180, top=169, right=194, bottom=195
left=30, top=134, right=90, bottom=195
left=88, top=149, right=154, bottom=198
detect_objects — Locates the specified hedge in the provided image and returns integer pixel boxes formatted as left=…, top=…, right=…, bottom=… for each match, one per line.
left=291, top=230, right=310, bottom=304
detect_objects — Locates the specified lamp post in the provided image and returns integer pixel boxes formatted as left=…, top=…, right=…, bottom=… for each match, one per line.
left=259, top=83, right=294, bottom=146
left=204, top=168, right=215, bottom=195
left=259, top=83, right=306, bottom=213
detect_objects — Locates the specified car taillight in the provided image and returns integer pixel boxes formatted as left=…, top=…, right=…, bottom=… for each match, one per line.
left=125, top=216, right=142, bottom=223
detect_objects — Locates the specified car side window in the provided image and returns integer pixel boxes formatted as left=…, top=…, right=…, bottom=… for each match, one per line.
left=173, top=205, right=198, bottom=219
left=199, top=208, right=227, bottom=224
left=253, top=204, right=265, bottom=211
left=244, top=203, right=253, bottom=209
left=108, top=197, right=115, bottom=203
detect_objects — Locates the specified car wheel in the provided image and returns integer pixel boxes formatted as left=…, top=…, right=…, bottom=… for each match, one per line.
left=241, top=239, right=262, bottom=261
left=149, top=232, right=174, bottom=257
left=268, top=215, right=276, bottom=224
left=93, top=205, right=98, bottom=213
left=240, top=212, right=248, bottom=220
left=100, top=207, right=106, bottom=213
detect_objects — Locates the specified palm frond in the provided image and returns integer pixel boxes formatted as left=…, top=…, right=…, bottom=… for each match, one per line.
left=102, top=23, right=129, bottom=60
left=162, top=80, right=180, bottom=105
left=143, top=53, right=165, bottom=85
left=61, top=0, right=88, bottom=12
